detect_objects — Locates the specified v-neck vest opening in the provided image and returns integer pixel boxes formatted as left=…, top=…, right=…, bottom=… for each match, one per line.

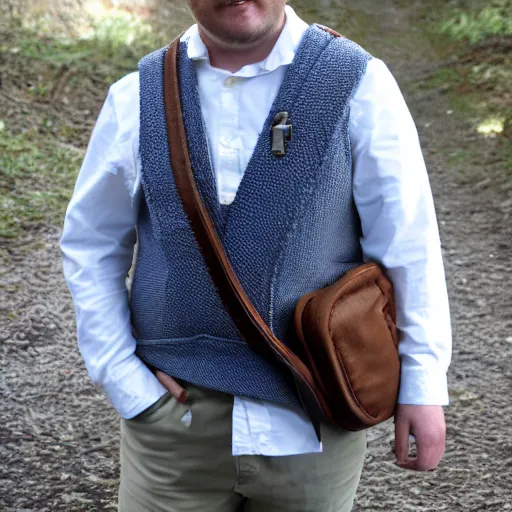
left=177, top=26, right=334, bottom=241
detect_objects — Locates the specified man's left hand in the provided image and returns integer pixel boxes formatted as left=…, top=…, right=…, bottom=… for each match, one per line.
left=395, top=404, right=446, bottom=471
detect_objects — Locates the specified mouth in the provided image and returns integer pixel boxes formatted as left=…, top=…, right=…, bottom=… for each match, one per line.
left=223, top=0, right=251, bottom=6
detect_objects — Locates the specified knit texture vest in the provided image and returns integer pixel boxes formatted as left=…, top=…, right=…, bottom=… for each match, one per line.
left=131, top=25, right=371, bottom=406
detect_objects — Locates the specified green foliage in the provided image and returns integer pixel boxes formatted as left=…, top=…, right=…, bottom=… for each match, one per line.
left=402, top=0, right=512, bottom=175
left=438, top=0, right=512, bottom=44
left=15, top=12, right=166, bottom=84
left=419, top=0, right=512, bottom=140
left=90, top=13, right=158, bottom=51
left=0, top=128, right=83, bottom=239
left=0, top=8, right=180, bottom=241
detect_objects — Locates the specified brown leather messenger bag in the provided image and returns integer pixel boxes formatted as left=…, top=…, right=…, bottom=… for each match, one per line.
left=163, top=34, right=401, bottom=438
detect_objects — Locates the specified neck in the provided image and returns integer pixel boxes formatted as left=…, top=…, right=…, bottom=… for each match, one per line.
left=198, top=15, right=286, bottom=73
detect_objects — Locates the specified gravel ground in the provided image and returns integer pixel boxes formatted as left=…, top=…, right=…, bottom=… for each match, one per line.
left=1, top=0, right=511, bottom=510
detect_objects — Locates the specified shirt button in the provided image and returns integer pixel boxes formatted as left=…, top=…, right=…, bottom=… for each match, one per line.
left=224, top=76, right=240, bottom=87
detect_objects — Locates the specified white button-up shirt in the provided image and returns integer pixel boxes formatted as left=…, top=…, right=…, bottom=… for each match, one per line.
left=60, top=6, right=452, bottom=456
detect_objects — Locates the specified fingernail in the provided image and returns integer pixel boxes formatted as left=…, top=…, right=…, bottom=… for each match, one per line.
left=177, top=390, right=188, bottom=404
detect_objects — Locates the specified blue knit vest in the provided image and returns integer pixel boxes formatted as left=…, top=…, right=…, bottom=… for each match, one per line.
left=131, top=26, right=371, bottom=406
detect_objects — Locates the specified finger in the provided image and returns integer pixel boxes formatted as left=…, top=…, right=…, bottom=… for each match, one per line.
left=156, top=371, right=188, bottom=404
left=397, top=460, right=419, bottom=471
left=415, top=429, right=445, bottom=471
left=394, top=414, right=412, bottom=466
left=415, top=439, right=436, bottom=471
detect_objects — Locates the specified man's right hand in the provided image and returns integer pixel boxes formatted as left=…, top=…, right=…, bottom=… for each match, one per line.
left=155, top=370, right=188, bottom=404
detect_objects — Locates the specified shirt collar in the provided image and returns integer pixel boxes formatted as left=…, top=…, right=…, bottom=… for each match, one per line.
left=180, top=5, right=309, bottom=76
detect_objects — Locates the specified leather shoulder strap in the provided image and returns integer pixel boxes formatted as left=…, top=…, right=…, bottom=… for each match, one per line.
left=163, top=37, right=330, bottom=438
left=163, top=36, right=271, bottom=358
left=315, top=24, right=344, bottom=38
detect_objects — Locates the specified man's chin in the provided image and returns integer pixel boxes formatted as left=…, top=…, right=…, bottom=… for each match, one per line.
left=212, top=23, right=271, bottom=46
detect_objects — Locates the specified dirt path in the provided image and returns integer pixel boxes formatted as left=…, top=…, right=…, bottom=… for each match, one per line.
left=1, top=1, right=511, bottom=510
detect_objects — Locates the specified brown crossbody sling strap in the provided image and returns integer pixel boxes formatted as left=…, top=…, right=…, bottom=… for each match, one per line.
left=163, top=33, right=400, bottom=438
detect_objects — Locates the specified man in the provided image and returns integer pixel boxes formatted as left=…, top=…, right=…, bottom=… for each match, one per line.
left=61, top=1, right=452, bottom=510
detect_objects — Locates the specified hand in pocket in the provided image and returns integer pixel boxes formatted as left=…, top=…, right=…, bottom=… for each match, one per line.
left=156, top=370, right=188, bottom=404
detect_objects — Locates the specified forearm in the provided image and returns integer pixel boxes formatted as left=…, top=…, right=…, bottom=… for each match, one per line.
left=351, top=58, right=452, bottom=407
left=60, top=79, right=166, bottom=418
left=62, top=256, right=167, bottom=418
left=369, top=241, right=452, bottom=405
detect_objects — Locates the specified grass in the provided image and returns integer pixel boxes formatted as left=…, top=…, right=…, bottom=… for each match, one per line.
left=438, top=0, right=512, bottom=44
left=10, top=11, right=168, bottom=87
left=425, top=68, right=464, bottom=89
left=0, top=127, right=83, bottom=239
left=405, top=0, right=512, bottom=142
left=1, top=9, right=177, bottom=241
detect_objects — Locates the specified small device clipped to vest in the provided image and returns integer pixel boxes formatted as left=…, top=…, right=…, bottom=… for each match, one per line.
left=271, top=112, right=292, bottom=157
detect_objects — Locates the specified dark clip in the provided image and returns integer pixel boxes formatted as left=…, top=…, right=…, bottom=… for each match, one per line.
left=271, top=112, right=292, bottom=157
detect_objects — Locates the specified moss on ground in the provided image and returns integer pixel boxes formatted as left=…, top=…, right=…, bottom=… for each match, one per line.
left=0, top=8, right=177, bottom=241
left=401, top=0, right=511, bottom=170
left=289, top=0, right=380, bottom=53
left=0, top=128, right=83, bottom=238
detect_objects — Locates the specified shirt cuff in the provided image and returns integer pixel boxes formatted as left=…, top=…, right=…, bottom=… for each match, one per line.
left=398, top=365, right=449, bottom=406
left=102, top=357, right=169, bottom=419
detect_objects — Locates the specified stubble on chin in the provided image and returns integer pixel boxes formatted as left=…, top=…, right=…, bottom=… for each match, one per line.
left=202, top=17, right=276, bottom=47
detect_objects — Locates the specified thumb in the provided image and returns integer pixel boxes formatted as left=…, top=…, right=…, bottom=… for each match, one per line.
left=155, top=371, right=188, bottom=404
left=395, top=413, right=412, bottom=466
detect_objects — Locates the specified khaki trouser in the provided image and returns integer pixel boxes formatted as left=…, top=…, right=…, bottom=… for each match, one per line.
left=119, top=382, right=366, bottom=512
